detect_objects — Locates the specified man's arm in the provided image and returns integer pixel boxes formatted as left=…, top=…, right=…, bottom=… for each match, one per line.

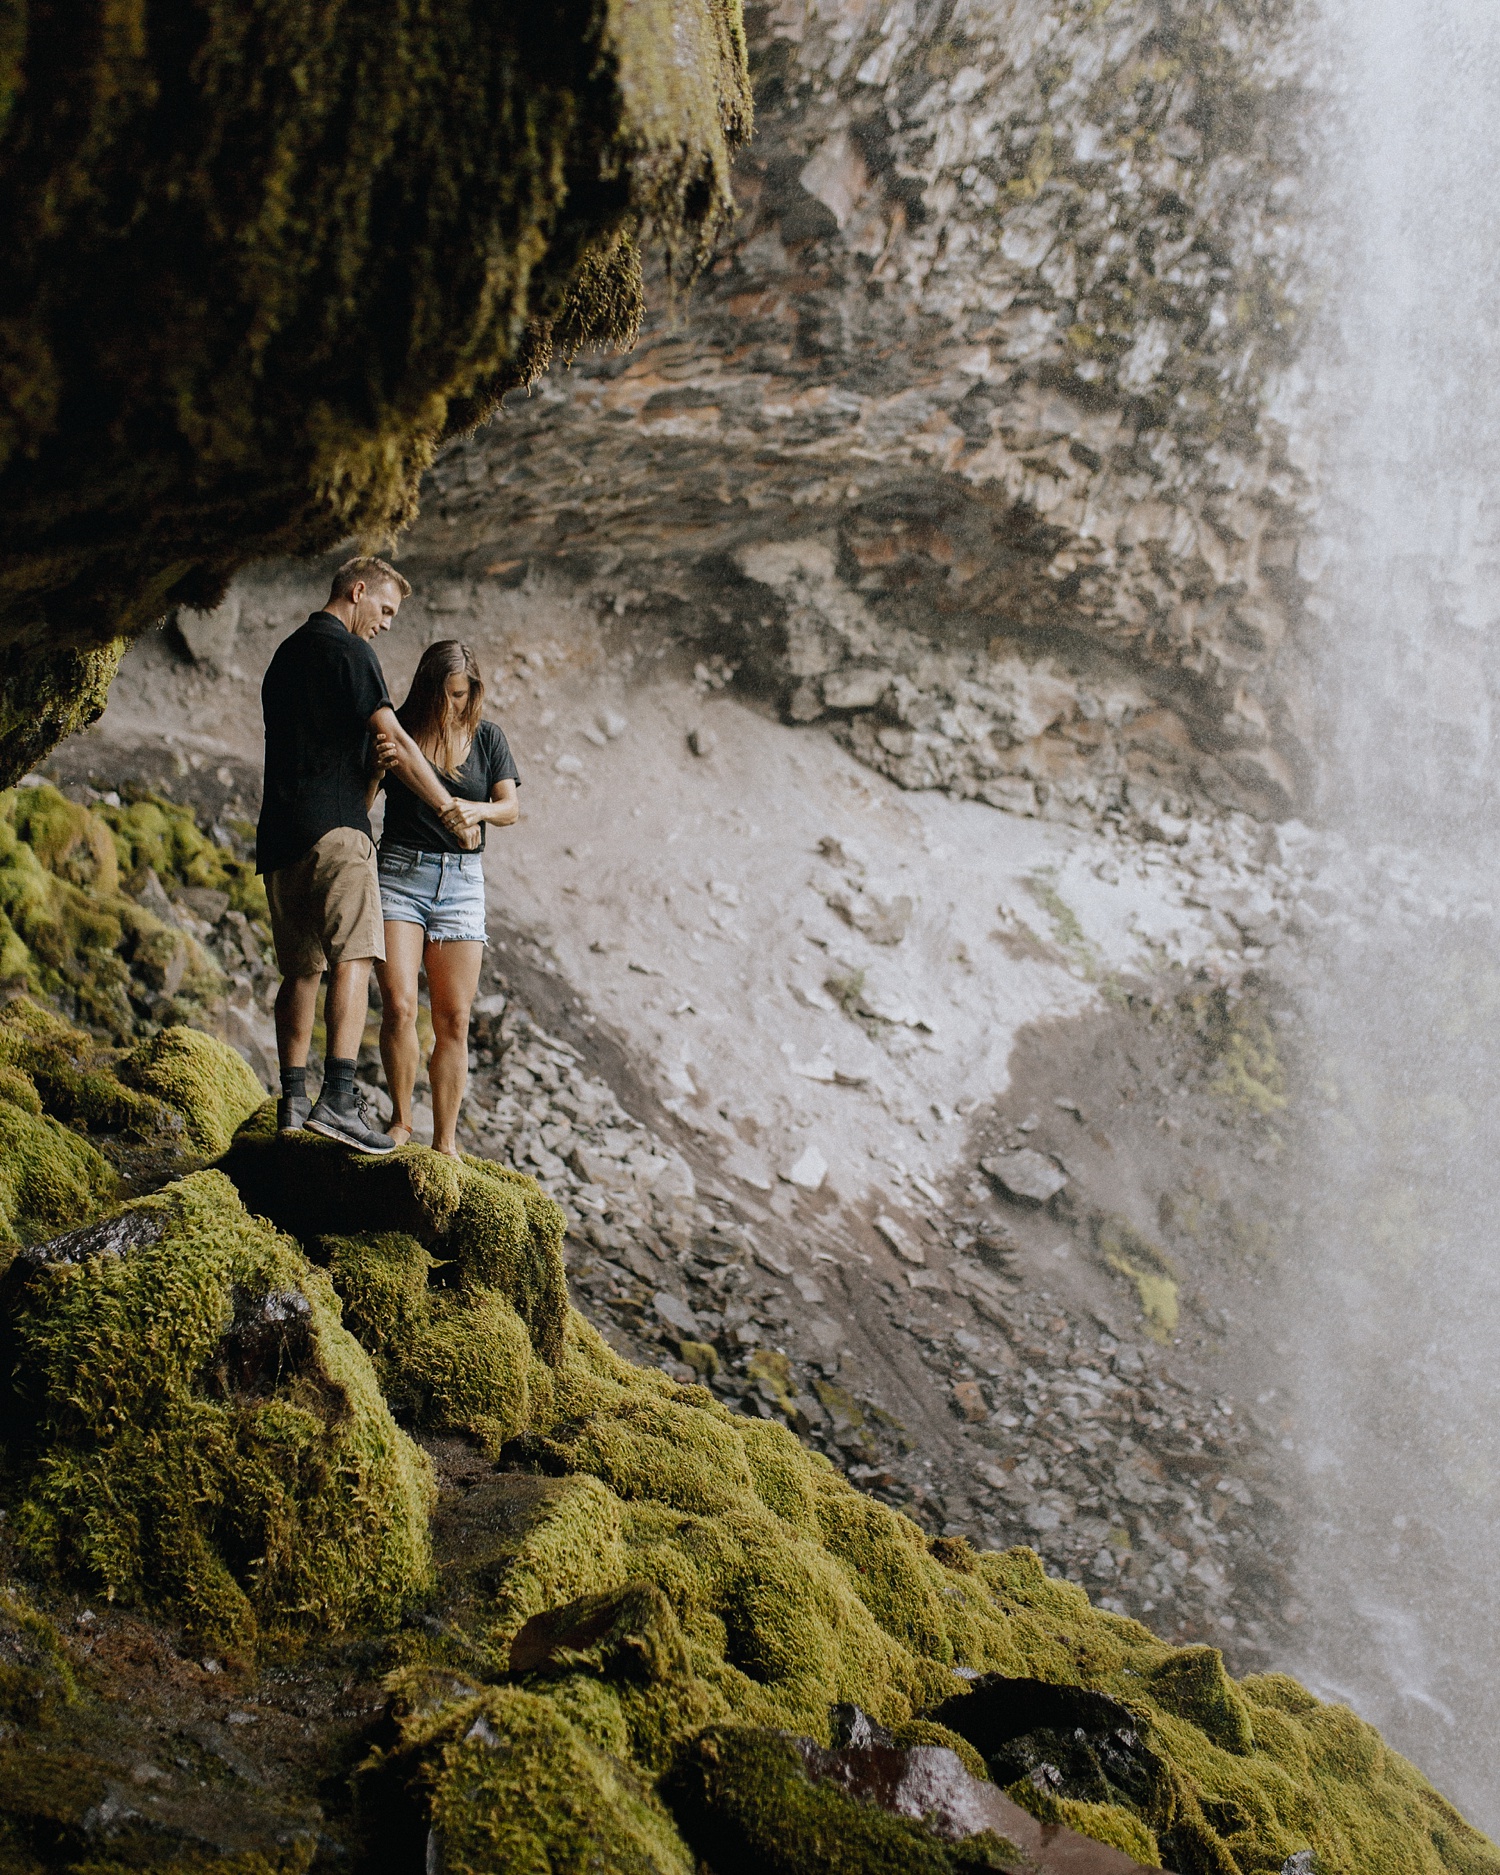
left=369, top=706, right=454, bottom=815
left=437, top=779, right=519, bottom=832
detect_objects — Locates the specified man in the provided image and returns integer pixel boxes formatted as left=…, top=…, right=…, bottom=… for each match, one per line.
left=256, top=555, right=459, bottom=1152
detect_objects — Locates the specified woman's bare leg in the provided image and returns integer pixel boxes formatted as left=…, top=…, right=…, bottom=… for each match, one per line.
left=375, top=922, right=427, bottom=1144
left=425, top=938, right=483, bottom=1157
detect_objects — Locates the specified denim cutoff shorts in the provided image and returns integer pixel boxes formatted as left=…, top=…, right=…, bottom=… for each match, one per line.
left=377, top=845, right=487, bottom=943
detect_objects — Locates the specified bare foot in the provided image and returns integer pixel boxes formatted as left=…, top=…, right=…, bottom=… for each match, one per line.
left=432, top=1143, right=463, bottom=1160
left=387, top=1122, right=414, bottom=1148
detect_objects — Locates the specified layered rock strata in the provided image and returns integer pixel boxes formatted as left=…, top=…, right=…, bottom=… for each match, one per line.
left=407, top=0, right=1315, bottom=832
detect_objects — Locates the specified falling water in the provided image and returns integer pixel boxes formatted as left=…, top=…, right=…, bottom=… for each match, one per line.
left=1291, top=0, right=1500, bottom=1831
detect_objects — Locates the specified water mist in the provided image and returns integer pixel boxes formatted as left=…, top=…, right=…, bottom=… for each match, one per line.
left=1290, top=0, right=1500, bottom=1831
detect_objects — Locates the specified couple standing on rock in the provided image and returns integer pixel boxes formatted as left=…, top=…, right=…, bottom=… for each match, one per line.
left=254, top=556, right=521, bottom=1156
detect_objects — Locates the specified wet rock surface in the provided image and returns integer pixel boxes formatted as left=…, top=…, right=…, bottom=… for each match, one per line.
left=666, top=1722, right=1159, bottom=1874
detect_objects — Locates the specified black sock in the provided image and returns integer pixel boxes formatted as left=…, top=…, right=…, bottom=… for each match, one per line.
left=280, top=1065, right=307, bottom=1101
left=322, top=1057, right=356, bottom=1106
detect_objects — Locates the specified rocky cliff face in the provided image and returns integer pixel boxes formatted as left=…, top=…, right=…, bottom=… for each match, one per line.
left=409, top=0, right=1314, bottom=833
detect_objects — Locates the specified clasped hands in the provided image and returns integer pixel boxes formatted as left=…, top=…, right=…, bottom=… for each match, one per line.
left=373, top=728, right=482, bottom=842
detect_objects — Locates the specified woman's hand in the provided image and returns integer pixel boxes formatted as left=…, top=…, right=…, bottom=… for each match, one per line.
left=373, top=728, right=400, bottom=770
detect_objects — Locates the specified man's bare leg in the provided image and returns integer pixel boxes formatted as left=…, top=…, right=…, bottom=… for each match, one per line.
left=324, top=957, right=373, bottom=1059
left=274, top=972, right=321, bottom=1069
left=274, top=972, right=321, bottom=1131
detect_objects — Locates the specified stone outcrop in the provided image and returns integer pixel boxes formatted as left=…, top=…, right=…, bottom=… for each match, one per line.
left=0, top=0, right=751, bottom=784
left=407, top=0, right=1314, bottom=829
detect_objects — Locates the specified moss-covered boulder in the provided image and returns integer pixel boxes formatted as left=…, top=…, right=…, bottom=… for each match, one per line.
left=0, top=786, right=247, bottom=1040
left=0, top=1097, right=118, bottom=1254
left=0, top=1171, right=435, bottom=1651
left=0, top=1, right=751, bottom=784
left=222, top=1109, right=570, bottom=1362
left=117, top=1026, right=266, bottom=1158
left=0, top=996, right=177, bottom=1140
left=0, top=999, right=267, bottom=1247
left=382, top=1683, right=696, bottom=1875
left=322, top=1231, right=554, bottom=1458
left=340, top=1269, right=1495, bottom=1873
left=661, top=1726, right=1034, bottom=1875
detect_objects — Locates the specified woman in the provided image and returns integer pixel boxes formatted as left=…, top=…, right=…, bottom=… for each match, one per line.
left=371, top=640, right=519, bottom=1155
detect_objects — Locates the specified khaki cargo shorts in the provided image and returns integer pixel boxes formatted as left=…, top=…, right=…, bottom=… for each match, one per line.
left=266, top=828, right=385, bottom=976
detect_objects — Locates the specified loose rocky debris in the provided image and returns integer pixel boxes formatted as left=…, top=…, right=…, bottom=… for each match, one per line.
left=441, top=959, right=1299, bottom=1682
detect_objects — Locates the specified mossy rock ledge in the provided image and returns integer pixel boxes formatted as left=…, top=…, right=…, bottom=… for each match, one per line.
left=0, top=1079, right=1495, bottom=1871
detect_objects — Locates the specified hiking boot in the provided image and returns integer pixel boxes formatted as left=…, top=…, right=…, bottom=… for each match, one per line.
left=276, top=1093, right=312, bottom=1135
left=305, top=1084, right=395, bottom=1155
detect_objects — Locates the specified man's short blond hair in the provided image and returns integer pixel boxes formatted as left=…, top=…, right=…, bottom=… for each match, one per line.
left=329, top=554, right=411, bottom=601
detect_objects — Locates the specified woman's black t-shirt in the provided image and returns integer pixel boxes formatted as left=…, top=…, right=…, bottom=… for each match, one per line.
left=380, top=719, right=520, bottom=854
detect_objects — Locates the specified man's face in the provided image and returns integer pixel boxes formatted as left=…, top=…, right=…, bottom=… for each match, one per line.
left=347, top=578, right=404, bottom=640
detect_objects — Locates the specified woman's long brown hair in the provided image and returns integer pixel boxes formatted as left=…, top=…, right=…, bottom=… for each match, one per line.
left=397, top=641, right=484, bottom=777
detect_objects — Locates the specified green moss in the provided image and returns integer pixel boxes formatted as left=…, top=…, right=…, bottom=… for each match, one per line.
left=0, top=998, right=173, bottom=1137
left=0, top=2, right=750, bottom=785
left=384, top=1684, right=694, bottom=1875
left=11, top=787, right=119, bottom=893
left=0, top=787, right=234, bottom=1040
left=322, top=1229, right=549, bottom=1456
left=117, top=1026, right=265, bottom=1157
left=0, top=998, right=261, bottom=1172
left=676, top=1337, right=720, bottom=1378
left=1026, top=869, right=1099, bottom=979
left=661, top=1726, right=1023, bottom=1874
left=219, top=1119, right=570, bottom=1364
left=0, top=1098, right=119, bottom=1251
left=101, top=793, right=268, bottom=922
left=1150, top=1646, right=1255, bottom=1756
left=0, top=1170, right=434, bottom=1650
left=0, top=639, right=125, bottom=791
left=393, top=1289, right=1498, bottom=1875
left=0, top=1587, right=78, bottom=1725
left=889, top=1719, right=990, bottom=1781
left=1007, top=1783, right=1162, bottom=1866
left=1188, top=986, right=1288, bottom=1118
left=1093, top=1214, right=1180, bottom=1344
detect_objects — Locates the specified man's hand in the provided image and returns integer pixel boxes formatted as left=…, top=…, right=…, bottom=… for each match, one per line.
left=440, top=798, right=485, bottom=832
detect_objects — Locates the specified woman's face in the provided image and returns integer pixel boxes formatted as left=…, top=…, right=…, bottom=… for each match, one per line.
left=442, top=672, right=472, bottom=721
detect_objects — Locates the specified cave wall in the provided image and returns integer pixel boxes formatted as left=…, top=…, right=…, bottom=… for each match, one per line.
left=0, top=0, right=750, bottom=783
left=400, top=0, right=1316, bottom=829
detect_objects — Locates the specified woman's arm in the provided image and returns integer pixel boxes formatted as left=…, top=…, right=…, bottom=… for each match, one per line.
left=438, top=780, right=518, bottom=833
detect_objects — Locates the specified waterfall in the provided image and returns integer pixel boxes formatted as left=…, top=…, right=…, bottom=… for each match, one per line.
left=1292, top=0, right=1500, bottom=1830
